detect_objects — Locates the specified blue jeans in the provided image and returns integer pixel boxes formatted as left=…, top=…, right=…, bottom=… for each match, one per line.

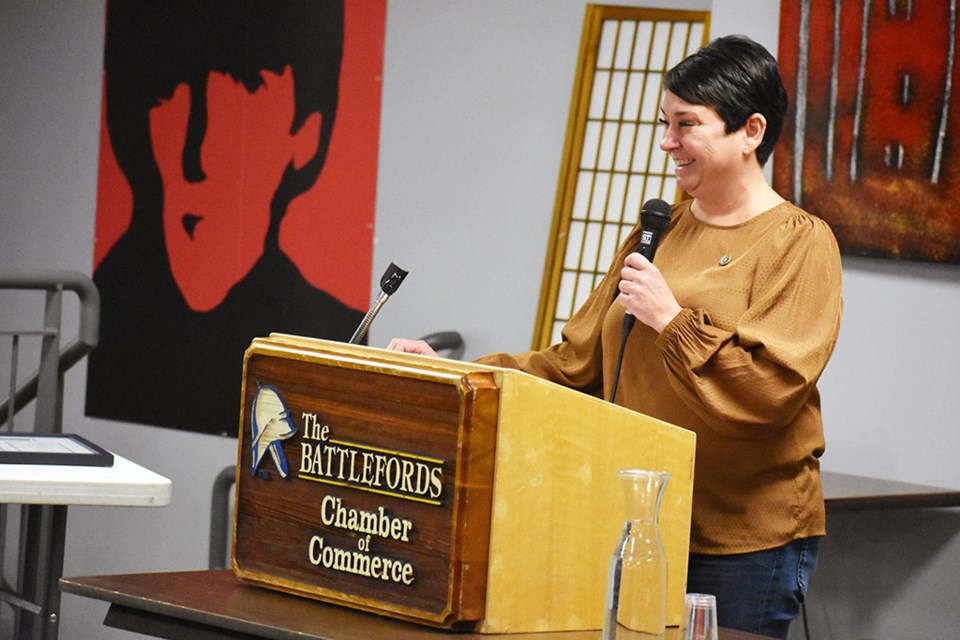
left=686, top=537, right=820, bottom=640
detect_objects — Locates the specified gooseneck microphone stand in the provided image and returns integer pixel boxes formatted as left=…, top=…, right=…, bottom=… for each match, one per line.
left=349, top=262, right=409, bottom=344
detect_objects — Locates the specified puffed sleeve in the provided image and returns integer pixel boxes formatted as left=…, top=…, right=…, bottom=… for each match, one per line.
left=655, top=212, right=843, bottom=436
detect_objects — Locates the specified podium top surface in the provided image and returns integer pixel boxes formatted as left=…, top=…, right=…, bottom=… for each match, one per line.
left=263, top=334, right=493, bottom=377
left=256, top=334, right=686, bottom=431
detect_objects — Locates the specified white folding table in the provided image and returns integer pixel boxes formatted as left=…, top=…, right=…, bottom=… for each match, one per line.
left=0, top=453, right=171, bottom=640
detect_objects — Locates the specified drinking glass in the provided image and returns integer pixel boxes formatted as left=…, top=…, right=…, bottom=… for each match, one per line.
left=681, top=593, right=717, bottom=640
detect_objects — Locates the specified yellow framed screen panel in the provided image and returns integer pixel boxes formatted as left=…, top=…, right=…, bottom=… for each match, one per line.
left=533, top=6, right=709, bottom=350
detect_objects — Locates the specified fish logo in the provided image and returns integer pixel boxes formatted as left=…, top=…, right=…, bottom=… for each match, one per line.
left=250, top=383, right=297, bottom=477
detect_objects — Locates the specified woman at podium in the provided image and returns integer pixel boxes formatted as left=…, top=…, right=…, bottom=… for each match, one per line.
left=389, top=35, right=842, bottom=640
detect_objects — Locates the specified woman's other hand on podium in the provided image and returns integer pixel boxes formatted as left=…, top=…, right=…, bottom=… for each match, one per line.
left=386, top=338, right=439, bottom=357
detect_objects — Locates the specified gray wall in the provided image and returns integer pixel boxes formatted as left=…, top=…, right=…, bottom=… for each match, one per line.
left=0, top=1, right=957, bottom=639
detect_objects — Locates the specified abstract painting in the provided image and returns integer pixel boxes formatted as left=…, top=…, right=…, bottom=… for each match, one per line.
left=774, top=0, right=960, bottom=264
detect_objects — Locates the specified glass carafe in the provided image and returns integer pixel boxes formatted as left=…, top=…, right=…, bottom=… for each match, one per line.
left=602, top=469, right=670, bottom=640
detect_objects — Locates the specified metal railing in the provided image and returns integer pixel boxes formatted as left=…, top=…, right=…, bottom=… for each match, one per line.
left=0, top=270, right=100, bottom=434
left=0, top=270, right=99, bottom=640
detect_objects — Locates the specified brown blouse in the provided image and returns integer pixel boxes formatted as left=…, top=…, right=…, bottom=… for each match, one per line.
left=480, top=200, right=843, bottom=554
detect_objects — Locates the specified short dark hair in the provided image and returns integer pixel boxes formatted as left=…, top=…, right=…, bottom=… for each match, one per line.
left=663, top=35, right=787, bottom=166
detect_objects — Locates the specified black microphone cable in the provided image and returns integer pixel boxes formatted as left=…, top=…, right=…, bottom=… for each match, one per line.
left=609, top=313, right=633, bottom=403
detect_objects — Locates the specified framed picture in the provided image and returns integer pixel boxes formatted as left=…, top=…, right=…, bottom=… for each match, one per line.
left=0, top=434, right=114, bottom=467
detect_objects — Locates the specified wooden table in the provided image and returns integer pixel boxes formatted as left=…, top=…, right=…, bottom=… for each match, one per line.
left=822, top=470, right=960, bottom=512
left=60, top=472, right=960, bottom=640
left=0, top=454, right=171, bottom=640
left=797, top=471, right=960, bottom=639
left=59, top=569, right=773, bottom=640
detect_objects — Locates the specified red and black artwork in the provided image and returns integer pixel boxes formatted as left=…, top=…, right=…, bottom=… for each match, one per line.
left=86, top=0, right=386, bottom=436
left=774, top=0, right=960, bottom=264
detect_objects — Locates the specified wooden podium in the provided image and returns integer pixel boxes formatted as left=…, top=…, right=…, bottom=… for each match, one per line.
left=232, top=334, right=695, bottom=633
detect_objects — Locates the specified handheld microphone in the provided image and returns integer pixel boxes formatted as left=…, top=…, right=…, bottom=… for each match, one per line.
left=349, top=262, right=409, bottom=345
left=610, top=198, right=672, bottom=403
left=623, top=198, right=672, bottom=333
left=636, top=198, right=673, bottom=261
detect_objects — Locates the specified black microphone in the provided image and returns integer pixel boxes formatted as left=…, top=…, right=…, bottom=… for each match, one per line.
left=610, top=198, right=672, bottom=403
left=623, top=198, right=672, bottom=333
left=635, top=198, right=673, bottom=262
